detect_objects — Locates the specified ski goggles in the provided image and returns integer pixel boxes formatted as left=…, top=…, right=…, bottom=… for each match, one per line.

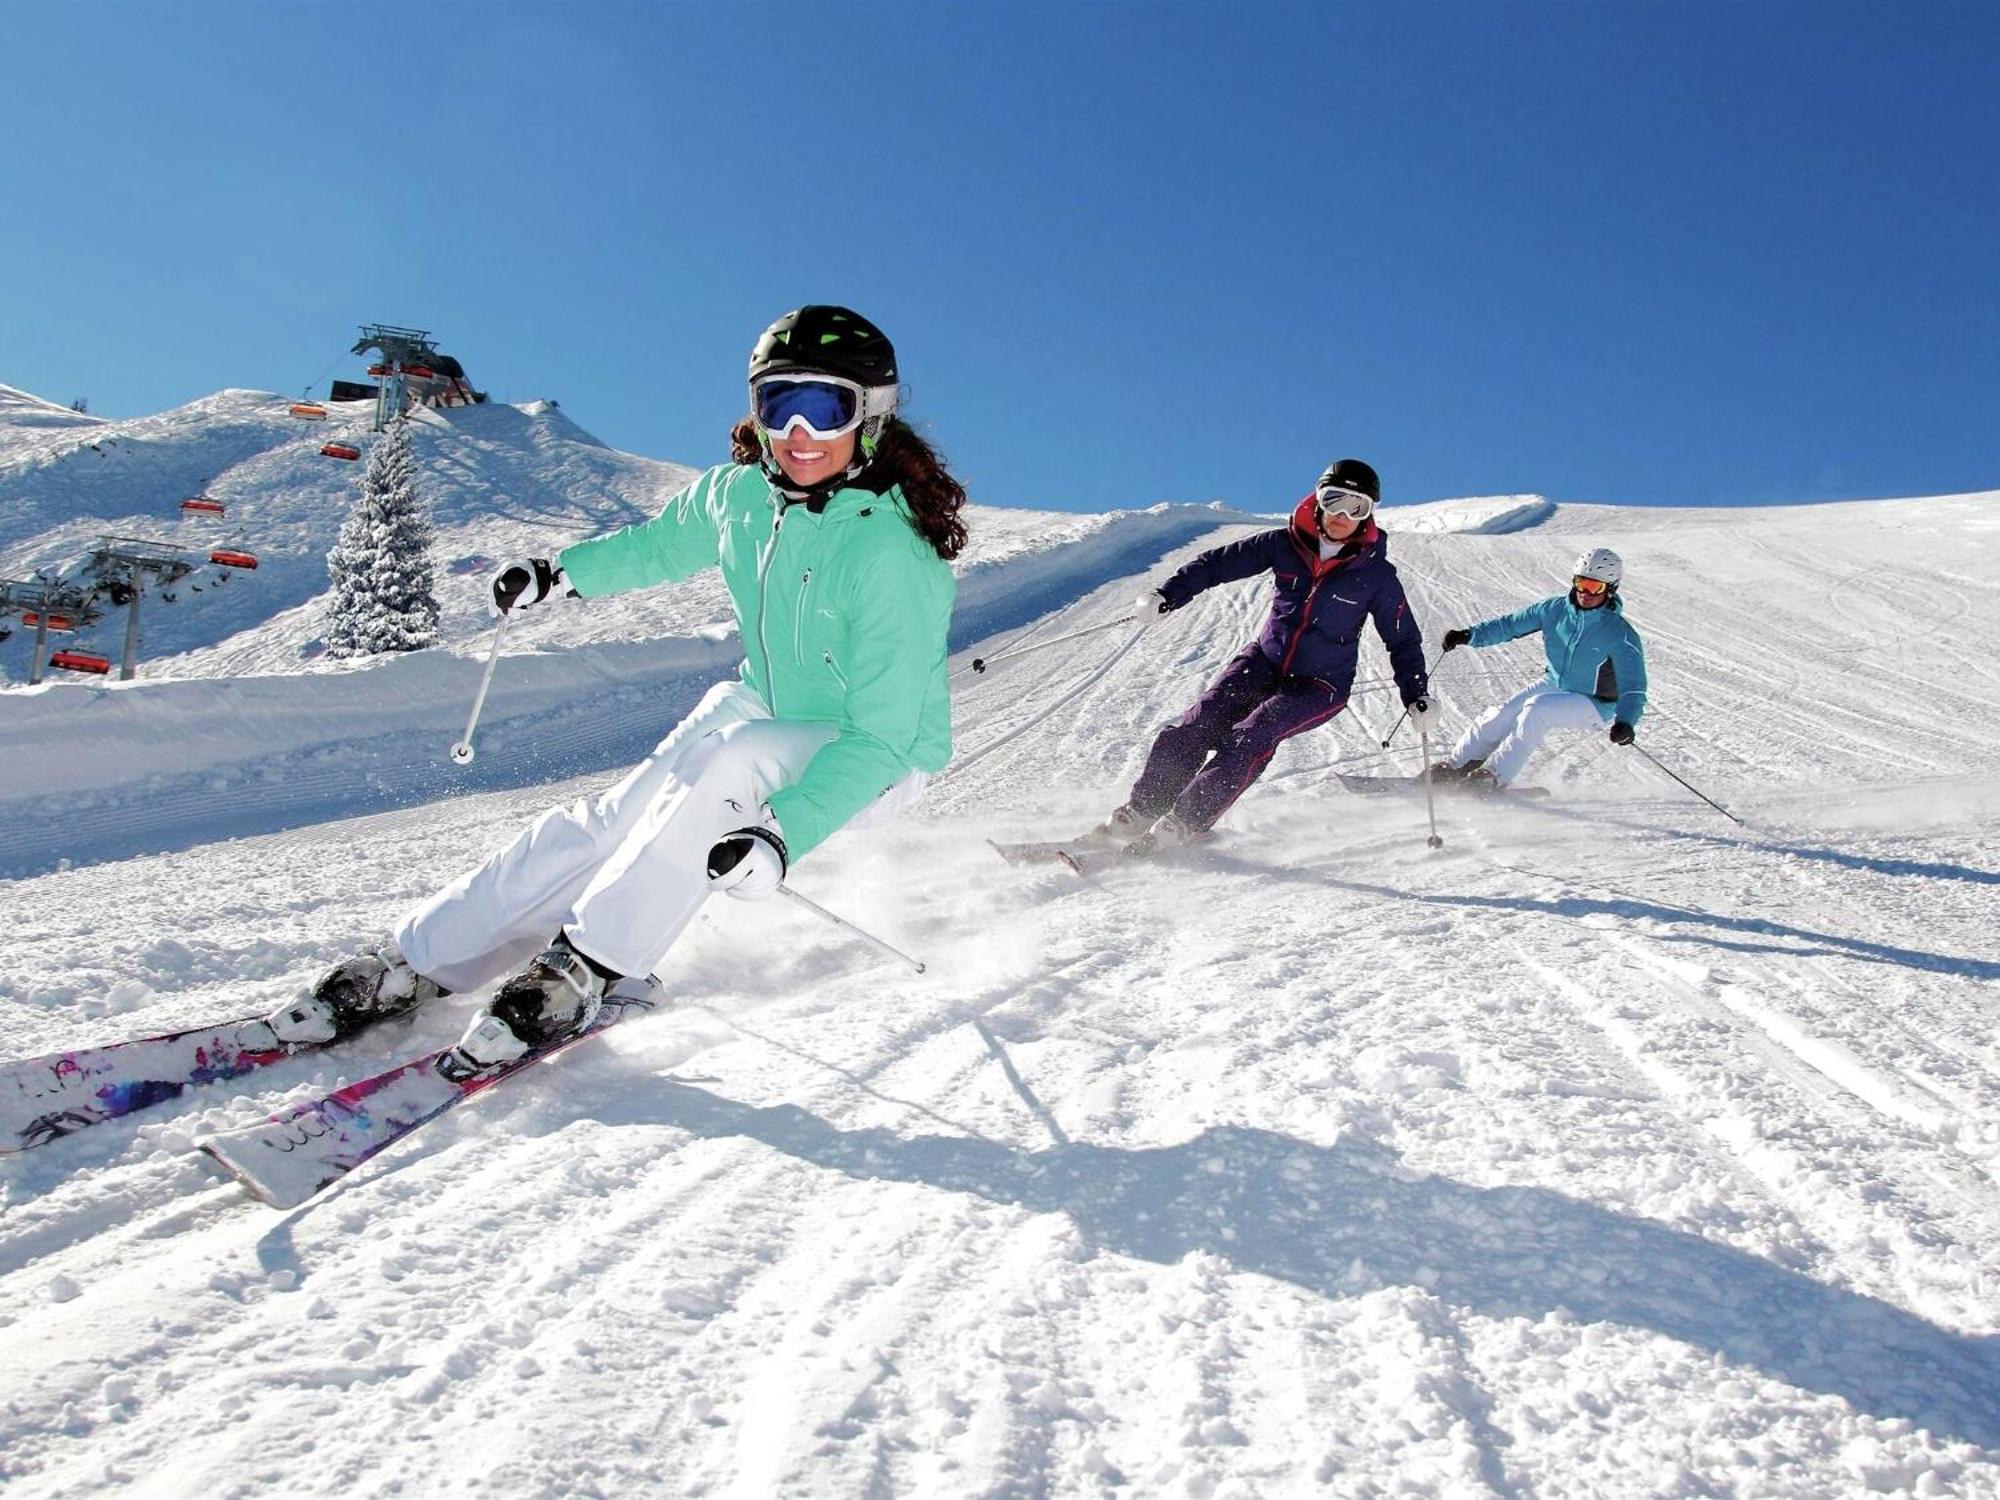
left=751, top=375, right=895, bottom=441
left=1571, top=575, right=1612, bottom=599
left=1314, top=484, right=1375, bottom=522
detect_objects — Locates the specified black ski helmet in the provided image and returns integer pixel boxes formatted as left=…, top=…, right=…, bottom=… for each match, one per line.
left=748, top=305, right=899, bottom=389
left=747, top=306, right=900, bottom=486
left=1315, top=458, right=1380, bottom=520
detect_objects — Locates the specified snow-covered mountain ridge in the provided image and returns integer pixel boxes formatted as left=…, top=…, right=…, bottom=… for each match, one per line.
left=2, top=380, right=1997, bottom=1498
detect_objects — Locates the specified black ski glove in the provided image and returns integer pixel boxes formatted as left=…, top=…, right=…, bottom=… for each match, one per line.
left=707, top=807, right=788, bottom=901
left=1442, top=627, right=1472, bottom=652
left=1608, top=720, right=1635, bottom=746
left=490, top=557, right=568, bottom=617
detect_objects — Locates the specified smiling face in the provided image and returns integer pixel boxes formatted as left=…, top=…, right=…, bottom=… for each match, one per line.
left=768, top=426, right=858, bottom=489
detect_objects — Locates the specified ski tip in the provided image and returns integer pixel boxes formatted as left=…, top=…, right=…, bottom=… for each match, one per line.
left=198, top=1139, right=319, bottom=1210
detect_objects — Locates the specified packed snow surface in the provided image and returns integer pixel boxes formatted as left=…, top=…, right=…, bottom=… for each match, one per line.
left=1, top=384, right=1997, bottom=1498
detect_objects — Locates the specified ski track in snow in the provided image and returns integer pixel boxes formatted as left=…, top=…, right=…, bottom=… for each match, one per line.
left=2, top=399, right=1997, bottom=1498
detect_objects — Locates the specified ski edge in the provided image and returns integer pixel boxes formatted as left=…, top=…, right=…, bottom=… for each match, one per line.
left=198, top=993, right=662, bottom=1209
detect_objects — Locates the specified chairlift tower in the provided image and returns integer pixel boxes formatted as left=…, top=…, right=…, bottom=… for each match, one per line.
left=84, top=537, right=195, bottom=681
left=0, top=576, right=102, bottom=686
left=351, top=324, right=442, bottom=431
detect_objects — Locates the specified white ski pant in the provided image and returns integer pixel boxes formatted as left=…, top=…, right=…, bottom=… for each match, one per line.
left=395, top=680, right=927, bottom=992
left=1447, top=681, right=1609, bottom=787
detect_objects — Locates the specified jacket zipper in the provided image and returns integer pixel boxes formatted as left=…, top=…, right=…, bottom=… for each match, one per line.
left=823, top=648, right=848, bottom=690
left=754, top=507, right=785, bottom=713
left=1278, top=574, right=1329, bottom=676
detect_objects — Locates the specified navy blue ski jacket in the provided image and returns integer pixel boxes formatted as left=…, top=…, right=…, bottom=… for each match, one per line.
left=1158, top=497, right=1428, bottom=704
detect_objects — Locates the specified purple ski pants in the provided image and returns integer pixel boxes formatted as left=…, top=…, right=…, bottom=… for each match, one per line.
left=1127, top=646, right=1345, bottom=832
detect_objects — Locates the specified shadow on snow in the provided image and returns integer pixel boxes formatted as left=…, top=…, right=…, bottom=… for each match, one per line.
left=583, top=1080, right=2000, bottom=1452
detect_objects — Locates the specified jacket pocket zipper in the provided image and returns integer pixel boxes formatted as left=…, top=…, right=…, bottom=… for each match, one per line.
left=793, top=568, right=812, bottom=664
left=823, top=649, right=849, bottom=690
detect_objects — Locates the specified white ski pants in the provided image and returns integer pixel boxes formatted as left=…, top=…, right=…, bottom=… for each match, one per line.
left=395, top=680, right=927, bottom=992
left=1447, top=681, right=1609, bottom=787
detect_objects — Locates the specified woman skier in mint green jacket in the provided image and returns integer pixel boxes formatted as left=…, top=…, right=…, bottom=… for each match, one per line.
left=262, top=307, right=964, bottom=1067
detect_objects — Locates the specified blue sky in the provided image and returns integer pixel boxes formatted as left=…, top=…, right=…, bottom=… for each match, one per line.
left=4, top=1, right=1994, bottom=513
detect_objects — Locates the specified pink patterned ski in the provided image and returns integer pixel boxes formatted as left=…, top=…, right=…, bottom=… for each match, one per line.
left=200, top=992, right=658, bottom=1208
left=2, top=1018, right=293, bottom=1154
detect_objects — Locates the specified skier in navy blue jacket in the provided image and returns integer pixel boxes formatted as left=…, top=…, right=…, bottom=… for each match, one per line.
left=1433, top=546, right=1647, bottom=789
left=1102, top=459, right=1434, bottom=852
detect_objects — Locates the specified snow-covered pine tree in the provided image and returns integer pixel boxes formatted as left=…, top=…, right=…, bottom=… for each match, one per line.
left=323, top=418, right=440, bottom=656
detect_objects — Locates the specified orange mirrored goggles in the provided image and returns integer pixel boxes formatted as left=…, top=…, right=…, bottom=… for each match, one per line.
left=1571, top=576, right=1612, bottom=598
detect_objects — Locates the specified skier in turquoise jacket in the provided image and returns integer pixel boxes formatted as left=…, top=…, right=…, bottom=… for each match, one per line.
left=262, top=307, right=965, bottom=1068
left=1432, top=546, right=1647, bottom=790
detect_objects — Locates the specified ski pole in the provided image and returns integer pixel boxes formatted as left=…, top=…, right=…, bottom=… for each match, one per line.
left=1630, top=742, right=1745, bottom=826
left=778, top=884, right=928, bottom=974
left=963, top=615, right=1136, bottom=676
left=1380, top=648, right=1451, bottom=749
left=448, top=611, right=510, bottom=766
left=941, top=616, right=1154, bottom=781
left=1418, top=729, right=1444, bottom=849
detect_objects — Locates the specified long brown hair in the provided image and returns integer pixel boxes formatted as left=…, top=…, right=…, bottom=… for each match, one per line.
left=730, top=415, right=968, bottom=561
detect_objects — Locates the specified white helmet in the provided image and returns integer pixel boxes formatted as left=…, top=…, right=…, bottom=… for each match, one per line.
left=1572, top=547, right=1623, bottom=587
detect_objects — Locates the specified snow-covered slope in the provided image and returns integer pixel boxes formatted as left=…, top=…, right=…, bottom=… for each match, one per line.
left=0, top=382, right=106, bottom=434
left=0, top=389, right=697, bottom=680
left=2, top=380, right=1997, bottom=1497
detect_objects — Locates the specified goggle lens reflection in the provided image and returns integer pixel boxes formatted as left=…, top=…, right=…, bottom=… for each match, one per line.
left=754, top=379, right=862, bottom=439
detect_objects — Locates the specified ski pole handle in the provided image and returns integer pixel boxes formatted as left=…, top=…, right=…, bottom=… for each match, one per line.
left=778, top=884, right=927, bottom=974
left=448, top=612, right=510, bottom=766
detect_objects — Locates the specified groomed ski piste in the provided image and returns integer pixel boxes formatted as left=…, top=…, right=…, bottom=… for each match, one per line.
left=3, top=381, right=1997, bottom=1497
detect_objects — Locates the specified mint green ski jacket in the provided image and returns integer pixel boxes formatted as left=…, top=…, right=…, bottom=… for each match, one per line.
left=558, top=463, right=955, bottom=859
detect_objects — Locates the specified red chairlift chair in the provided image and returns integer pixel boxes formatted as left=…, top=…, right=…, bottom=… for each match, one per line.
left=50, top=649, right=112, bottom=675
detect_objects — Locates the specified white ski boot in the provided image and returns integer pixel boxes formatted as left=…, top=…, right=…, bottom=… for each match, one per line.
left=450, top=938, right=608, bottom=1071
left=1122, top=810, right=1209, bottom=858
left=1090, top=804, right=1152, bottom=844
left=257, top=942, right=444, bottom=1048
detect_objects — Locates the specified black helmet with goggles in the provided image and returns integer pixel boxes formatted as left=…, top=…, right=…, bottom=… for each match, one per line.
left=1314, top=458, right=1380, bottom=523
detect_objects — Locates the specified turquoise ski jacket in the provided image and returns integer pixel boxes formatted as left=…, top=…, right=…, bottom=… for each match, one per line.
left=1469, top=594, right=1648, bottom=726
left=557, top=463, right=955, bottom=858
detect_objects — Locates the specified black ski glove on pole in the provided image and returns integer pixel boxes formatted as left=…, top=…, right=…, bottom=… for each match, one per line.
left=707, top=807, right=789, bottom=901
left=490, top=558, right=568, bottom=617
